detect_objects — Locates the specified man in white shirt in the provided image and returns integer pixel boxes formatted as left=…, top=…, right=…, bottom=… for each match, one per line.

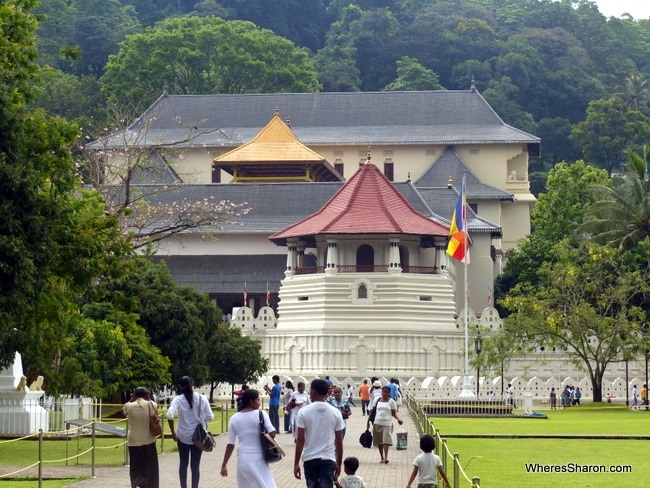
left=294, top=378, right=345, bottom=487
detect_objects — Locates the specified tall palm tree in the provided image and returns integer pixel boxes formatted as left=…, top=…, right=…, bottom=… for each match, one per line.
left=577, top=146, right=650, bottom=250
left=617, top=72, right=650, bottom=115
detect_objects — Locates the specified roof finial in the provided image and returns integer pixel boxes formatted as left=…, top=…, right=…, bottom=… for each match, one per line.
left=274, top=106, right=280, bottom=115
left=286, top=118, right=291, bottom=128
left=366, top=146, right=372, bottom=165
left=470, top=77, right=476, bottom=92
left=448, top=176, right=453, bottom=189
left=407, top=171, right=411, bottom=182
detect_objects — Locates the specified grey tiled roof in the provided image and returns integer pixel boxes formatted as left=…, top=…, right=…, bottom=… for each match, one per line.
left=152, top=255, right=285, bottom=293
left=130, top=151, right=182, bottom=185
left=135, top=180, right=500, bottom=236
left=414, top=187, right=501, bottom=236
left=95, top=90, right=540, bottom=149
left=415, top=146, right=514, bottom=201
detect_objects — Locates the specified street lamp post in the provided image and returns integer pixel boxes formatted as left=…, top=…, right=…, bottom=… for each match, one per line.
left=625, top=359, right=629, bottom=407
left=475, top=335, right=482, bottom=397
left=644, top=349, right=650, bottom=412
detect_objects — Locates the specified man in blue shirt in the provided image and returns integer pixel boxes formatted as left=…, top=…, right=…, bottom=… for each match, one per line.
left=387, top=378, right=399, bottom=401
left=264, top=375, right=282, bottom=432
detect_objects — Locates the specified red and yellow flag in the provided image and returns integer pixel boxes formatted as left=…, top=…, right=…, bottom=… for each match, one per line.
left=446, top=178, right=470, bottom=264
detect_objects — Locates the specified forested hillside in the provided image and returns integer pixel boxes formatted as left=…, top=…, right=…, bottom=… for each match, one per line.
left=31, top=0, right=650, bottom=185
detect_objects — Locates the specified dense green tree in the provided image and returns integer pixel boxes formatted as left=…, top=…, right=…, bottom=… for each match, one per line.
left=1, top=1, right=120, bottom=367
left=35, top=0, right=141, bottom=76
left=80, top=303, right=171, bottom=398
left=314, top=46, right=361, bottom=92
left=206, top=323, right=269, bottom=403
left=31, top=68, right=106, bottom=124
left=616, top=72, right=650, bottom=115
left=384, top=56, right=444, bottom=91
left=335, top=8, right=401, bottom=91
left=536, top=117, right=580, bottom=167
left=577, top=148, right=650, bottom=250
left=492, top=241, right=649, bottom=402
left=216, top=0, right=332, bottom=52
left=482, top=76, right=537, bottom=135
left=494, top=161, right=610, bottom=308
left=101, top=16, right=320, bottom=105
left=104, top=258, right=222, bottom=386
left=570, top=97, right=650, bottom=175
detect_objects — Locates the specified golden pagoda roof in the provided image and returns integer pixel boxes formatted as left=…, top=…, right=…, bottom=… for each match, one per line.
left=213, top=113, right=343, bottom=182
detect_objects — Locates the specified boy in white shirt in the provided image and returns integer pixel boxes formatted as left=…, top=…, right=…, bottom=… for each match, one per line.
left=407, top=434, right=451, bottom=488
left=335, top=457, right=365, bottom=488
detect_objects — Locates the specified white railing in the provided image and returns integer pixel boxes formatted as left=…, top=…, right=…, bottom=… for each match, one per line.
left=0, top=396, right=99, bottom=435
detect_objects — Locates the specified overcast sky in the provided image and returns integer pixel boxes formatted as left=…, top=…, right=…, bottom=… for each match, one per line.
left=591, top=0, right=650, bottom=20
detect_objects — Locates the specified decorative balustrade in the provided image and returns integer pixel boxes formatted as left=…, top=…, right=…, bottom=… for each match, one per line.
left=293, top=265, right=440, bottom=274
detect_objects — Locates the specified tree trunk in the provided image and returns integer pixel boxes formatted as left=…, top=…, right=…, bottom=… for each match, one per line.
left=591, top=367, right=604, bottom=402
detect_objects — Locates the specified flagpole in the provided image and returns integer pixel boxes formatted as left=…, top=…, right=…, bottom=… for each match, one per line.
left=458, top=171, right=475, bottom=398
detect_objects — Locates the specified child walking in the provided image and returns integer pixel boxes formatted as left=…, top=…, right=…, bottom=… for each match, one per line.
left=407, top=434, right=451, bottom=488
left=335, top=457, right=365, bottom=488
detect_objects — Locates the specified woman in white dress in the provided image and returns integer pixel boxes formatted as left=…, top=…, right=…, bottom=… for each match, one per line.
left=288, top=382, right=310, bottom=441
left=220, top=389, right=277, bottom=488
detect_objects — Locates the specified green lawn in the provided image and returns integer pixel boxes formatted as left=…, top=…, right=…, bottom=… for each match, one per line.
left=0, top=479, right=86, bottom=487
left=429, top=404, right=649, bottom=487
left=432, top=403, right=648, bottom=436
left=0, top=405, right=233, bottom=468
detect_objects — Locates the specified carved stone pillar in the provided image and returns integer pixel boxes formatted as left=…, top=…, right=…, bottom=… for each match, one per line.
left=325, top=239, right=338, bottom=274
left=388, top=238, right=401, bottom=273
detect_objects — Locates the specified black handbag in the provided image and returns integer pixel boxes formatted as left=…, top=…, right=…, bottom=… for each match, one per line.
left=359, top=429, right=373, bottom=448
left=259, top=411, right=283, bottom=463
left=192, top=396, right=215, bottom=452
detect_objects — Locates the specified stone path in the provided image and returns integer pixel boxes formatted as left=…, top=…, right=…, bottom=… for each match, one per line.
left=68, top=403, right=421, bottom=487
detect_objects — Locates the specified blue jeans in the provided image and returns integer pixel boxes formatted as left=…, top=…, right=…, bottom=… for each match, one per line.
left=269, top=405, right=280, bottom=432
left=303, top=458, right=336, bottom=488
left=361, top=400, right=369, bottom=415
left=177, top=441, right=202, bottom=488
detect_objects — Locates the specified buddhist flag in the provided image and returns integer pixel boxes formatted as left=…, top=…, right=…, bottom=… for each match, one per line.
left=243, top=283, right=248, bottom=308
left=265, top=282, right=271, bottom=307
left=446, top=177, right=470, bottom=264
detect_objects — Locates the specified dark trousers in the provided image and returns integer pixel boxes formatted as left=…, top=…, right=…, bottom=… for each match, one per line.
left=347, top=397, right=357, bottom=407
left=304, top=458, right=336, bottom=488
left=361, top=400, right=369, bottom=415
left=269, top=405, right=280, bottom=432
left=177, top=441, right=202, bottom=488
left=284, top=407, right=292, bottom=432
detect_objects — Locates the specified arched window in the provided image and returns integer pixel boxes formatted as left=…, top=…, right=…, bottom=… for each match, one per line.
left=358, top=283, right=368, bottom=299
left=350, top=279, right=374, bottom=305
left=356, top=244, right=374, bottom=271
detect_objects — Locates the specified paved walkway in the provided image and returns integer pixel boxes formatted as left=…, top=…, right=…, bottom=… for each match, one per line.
left=68, top=403, right=420, bottom=487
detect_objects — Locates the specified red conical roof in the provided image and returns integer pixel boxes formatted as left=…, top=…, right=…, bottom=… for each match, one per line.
left=270, top=161, right=449, bottom=244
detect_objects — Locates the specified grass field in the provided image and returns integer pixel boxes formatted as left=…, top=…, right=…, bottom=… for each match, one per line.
left=431, top=404, right=649, bottom=487
left=0, top=479, right=85, bottom=487
left=0, top=404, right=233, bottom=468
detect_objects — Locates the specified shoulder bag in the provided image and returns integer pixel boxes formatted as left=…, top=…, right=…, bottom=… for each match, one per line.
left=368, top=398, right=380, bottom=423
left=149, top=402, right=163, bottom=437
left=259, top=411, right=284, bottom=463
left=192, top=395, right=215, bottom=452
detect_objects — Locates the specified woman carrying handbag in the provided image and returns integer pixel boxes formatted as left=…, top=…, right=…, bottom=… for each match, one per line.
left=123, top=387, right=159, bottom=488
left=221, top=389, right=278, bottom=487
left=167, top=376, right=214, bottom=488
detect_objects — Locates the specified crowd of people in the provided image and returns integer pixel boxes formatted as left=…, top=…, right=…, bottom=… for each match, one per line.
left=123, top=375, right=452, bottom=488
